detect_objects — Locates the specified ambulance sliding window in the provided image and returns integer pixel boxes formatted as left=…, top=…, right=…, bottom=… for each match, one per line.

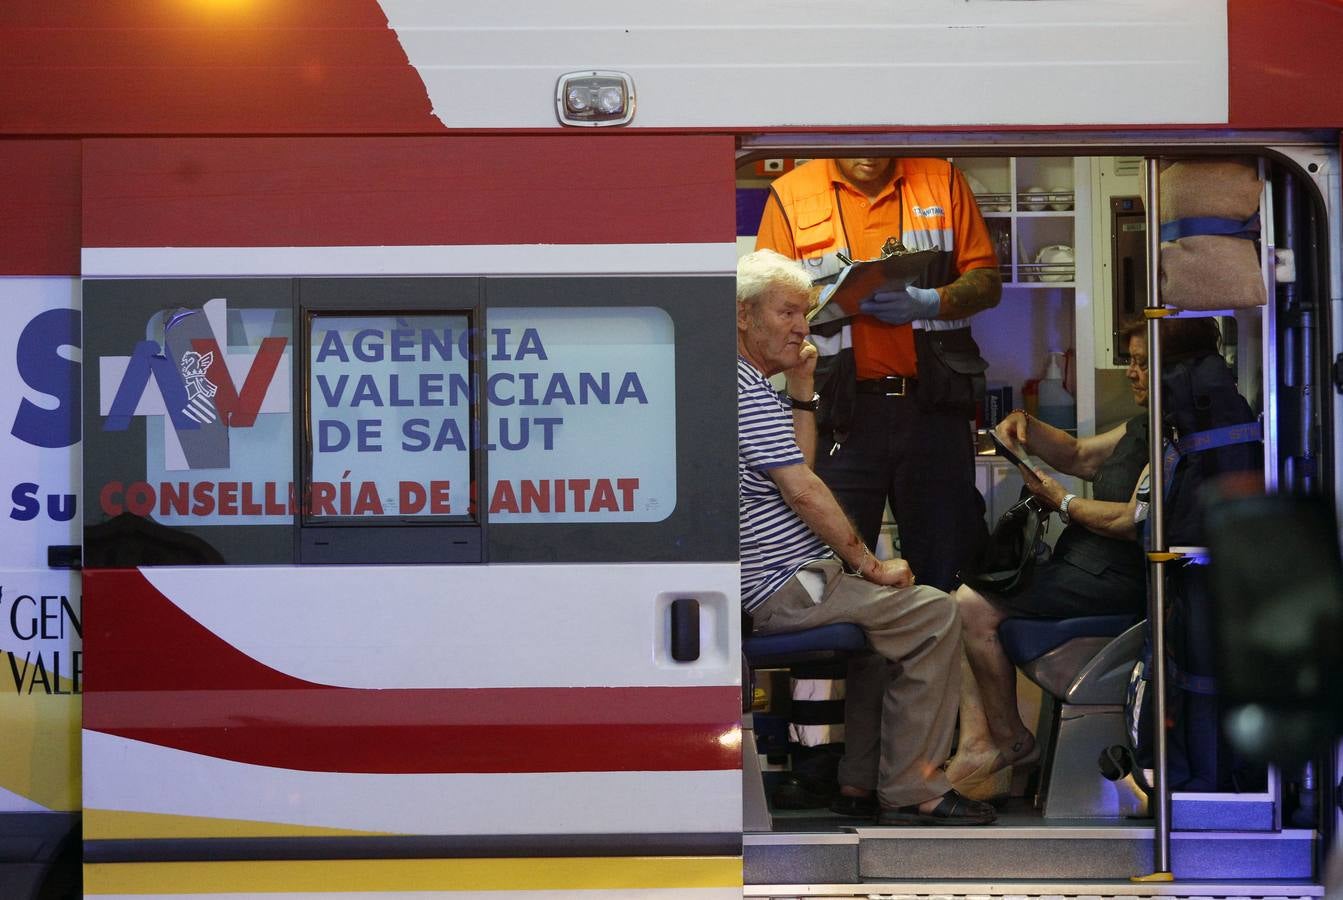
left=304, top=311, right=477, bottom=524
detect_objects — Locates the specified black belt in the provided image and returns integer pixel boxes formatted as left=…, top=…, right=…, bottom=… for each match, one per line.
left=856, top=375, right=916, bottom=397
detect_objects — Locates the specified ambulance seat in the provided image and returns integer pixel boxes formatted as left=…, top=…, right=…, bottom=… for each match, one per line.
left=998, top=613, right=1147, bottom=818
left=741, top=622, right=868, bottom=830
left=743, top=621, right=868, bottom=670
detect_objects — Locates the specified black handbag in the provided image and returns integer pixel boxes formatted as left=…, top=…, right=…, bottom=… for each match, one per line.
left=960, top=489, right=1052, bottom=596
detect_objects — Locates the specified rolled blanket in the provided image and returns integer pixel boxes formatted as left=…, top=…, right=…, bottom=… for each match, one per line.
left=1159, top=159, right=1266, bottom=309
left=1160, top=159, right=1261, bottom=220
left=1161, top=234, right=1265, bottom=310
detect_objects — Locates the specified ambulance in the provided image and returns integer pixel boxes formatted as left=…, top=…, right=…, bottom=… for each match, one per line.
left=0, top=2, right=1340, bottom=897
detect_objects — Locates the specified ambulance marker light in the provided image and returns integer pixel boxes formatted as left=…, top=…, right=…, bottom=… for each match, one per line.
left=565, top=87, right=591, bottom=114
left=595, top=86, right=624, bottom=115
left=556, top=71, right=635, bottom=127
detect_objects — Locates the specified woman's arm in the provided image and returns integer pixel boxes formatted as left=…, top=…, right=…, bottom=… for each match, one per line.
left=1022, top=463, right=1148, bottom=541
left=997, top=410, right=1127, bottom=481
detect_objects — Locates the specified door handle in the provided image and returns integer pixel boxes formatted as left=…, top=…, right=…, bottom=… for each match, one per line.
left=669, top=597, right=700, bottom=662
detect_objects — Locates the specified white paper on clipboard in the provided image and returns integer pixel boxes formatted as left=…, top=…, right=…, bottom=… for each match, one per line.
left=807, top=247, right=939, bottom=326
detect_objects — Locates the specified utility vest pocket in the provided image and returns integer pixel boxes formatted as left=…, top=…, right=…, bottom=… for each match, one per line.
left=793, top=193, right=835, bottom=254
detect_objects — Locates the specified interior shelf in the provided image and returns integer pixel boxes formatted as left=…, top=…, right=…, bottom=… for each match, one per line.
left=954, top=155, right=1091, bottom=451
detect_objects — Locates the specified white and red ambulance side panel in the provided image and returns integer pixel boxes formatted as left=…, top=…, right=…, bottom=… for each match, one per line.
left=6, top=0, right=1343, bottom=134
left=77, top=135, right=743, bottom=897
left=5, top=1, right=1343, bottom=897
left=0, top=139, right=84, bottom=900
left=83, top=565, right=743, bottom=897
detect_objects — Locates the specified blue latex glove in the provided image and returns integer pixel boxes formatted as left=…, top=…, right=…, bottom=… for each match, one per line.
left=858, top=285, right=941, bottom=325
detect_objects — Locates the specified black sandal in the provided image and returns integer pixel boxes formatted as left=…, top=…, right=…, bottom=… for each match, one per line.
left=878, top=788, right=997, bottom=825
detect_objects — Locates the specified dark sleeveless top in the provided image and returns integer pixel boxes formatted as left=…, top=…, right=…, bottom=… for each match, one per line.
left=1050, top=415, right=1148, bottom=580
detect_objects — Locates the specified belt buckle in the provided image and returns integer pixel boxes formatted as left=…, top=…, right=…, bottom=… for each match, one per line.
left=883, top=376, right=907, bottom=397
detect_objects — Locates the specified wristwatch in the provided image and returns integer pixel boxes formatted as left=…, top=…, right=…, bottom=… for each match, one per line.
left=789, top=392, right=821, bottom=412
left=1058, top=493, right=1078, bottom=525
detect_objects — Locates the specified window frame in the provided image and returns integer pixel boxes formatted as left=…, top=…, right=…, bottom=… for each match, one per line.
left=294, top=277, right=486, bottom=565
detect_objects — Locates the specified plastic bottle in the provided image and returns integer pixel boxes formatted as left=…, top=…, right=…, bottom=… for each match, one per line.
left=1037, top=350, right=1076, bottom=431
left=1021, top=378, right=1040, bottom=418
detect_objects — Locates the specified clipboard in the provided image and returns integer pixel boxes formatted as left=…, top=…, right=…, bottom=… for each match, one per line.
left=808, top=246, right=939, bottom=325
left=990, top=429, right=1036, bottom=472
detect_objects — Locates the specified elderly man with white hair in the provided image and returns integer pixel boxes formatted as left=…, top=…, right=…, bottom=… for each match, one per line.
left=737, top=249, right=995, bottom=826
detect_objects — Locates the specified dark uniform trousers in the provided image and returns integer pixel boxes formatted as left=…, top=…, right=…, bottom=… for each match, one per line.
left=816, top=387, right=988, bottom=594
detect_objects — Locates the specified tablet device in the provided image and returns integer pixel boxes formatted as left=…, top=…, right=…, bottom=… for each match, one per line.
left=989, top=429, right=1034, bottom=471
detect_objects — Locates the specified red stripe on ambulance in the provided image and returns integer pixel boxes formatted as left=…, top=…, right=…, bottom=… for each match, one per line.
left=81, top=136, right=736, bottom=250
left=83, top=569, right=739, bottom=774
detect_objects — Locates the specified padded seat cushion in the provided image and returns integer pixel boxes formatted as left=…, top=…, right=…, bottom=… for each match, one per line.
left=998, top=614, right=1140, bottom=665
left=744, top=622, right=867, bottom=665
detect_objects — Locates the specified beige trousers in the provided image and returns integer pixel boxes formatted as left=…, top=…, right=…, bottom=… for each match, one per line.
left=751, top=558, right=960, bottom=808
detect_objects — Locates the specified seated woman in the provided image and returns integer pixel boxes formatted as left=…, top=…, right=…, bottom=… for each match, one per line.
left=947, top=316, right=1223, bottom=800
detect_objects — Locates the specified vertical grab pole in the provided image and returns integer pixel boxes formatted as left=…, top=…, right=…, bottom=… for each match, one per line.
left=1142, top=157, right=1174, bottom=880
left=1257, top=160, right=1285, bottom=830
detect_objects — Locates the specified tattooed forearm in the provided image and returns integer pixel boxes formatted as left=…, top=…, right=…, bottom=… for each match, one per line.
left=939, top=267, right=1002, bottom=317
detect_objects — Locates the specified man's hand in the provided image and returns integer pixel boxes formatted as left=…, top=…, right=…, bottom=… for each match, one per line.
left=863, top=556, right=915, bottom=588
left=858, top=285, right=941, bottom=325
left=785, top=339, right=818, bottom=398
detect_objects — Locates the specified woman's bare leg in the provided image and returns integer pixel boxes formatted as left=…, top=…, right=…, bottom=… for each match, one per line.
left=950, top=585, right=1036, bottom=778
left=945, top=650, right=994, bottom=782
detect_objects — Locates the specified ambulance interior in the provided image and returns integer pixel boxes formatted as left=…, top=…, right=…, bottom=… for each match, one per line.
left=734, top=145, right=1336, bottom=885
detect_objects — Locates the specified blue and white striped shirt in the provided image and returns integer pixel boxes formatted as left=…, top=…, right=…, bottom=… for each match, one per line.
left=738, top=356, right=831, bottom=612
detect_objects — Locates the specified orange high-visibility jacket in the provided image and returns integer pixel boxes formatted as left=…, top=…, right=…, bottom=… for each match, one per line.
left=756, top=157, right=995, bottom=379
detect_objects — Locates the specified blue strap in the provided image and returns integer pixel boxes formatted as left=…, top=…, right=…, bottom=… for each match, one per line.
left=1163, top=439, right=1181, bottom=497
left=1160, top=213, right=1260, bottom=243
left=1135, top=645, right=1216, bottom=694
left=1175, top=420, right=1263, bottom=455
left=1171, top=663, right=1218, bottom=695
left=1163, top=422, right=1263, bottom=495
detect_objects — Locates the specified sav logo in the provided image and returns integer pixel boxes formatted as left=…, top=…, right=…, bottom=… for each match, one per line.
left=101, top=298, right=289, bottom=469
left=12, top=308, right=80, bottom=450
left=911, top=204, right=944, bottom=217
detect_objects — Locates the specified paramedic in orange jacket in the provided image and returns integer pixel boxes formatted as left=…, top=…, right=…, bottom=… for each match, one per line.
left=756, top=157, right=1001, bottom=594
